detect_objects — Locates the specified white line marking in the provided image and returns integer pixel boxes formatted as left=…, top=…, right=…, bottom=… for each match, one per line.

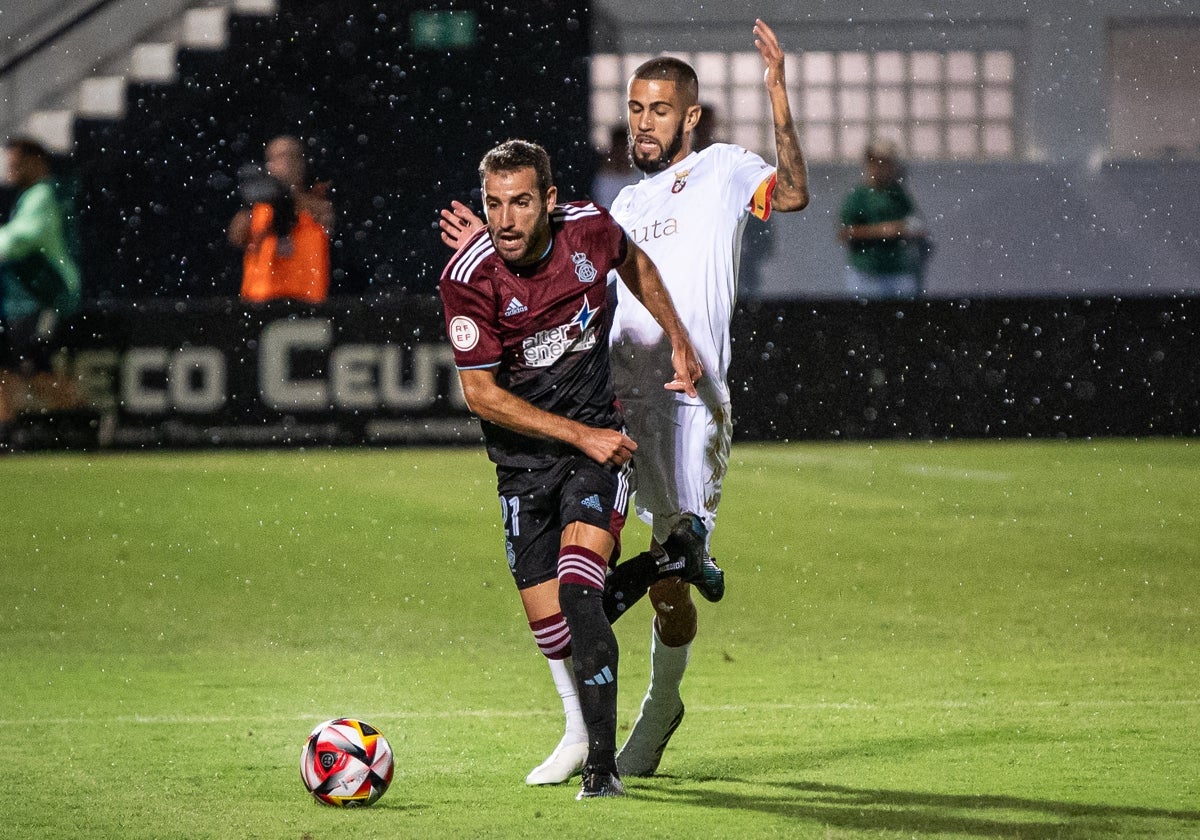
left=2, top=697, right=1196, bottom=728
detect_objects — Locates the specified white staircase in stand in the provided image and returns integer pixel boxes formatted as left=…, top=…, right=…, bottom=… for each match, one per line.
left=19, top=0, right=277, bottom=153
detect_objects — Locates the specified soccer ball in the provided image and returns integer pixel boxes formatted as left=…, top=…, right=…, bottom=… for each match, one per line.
left=300, top=718, right=395, bottom=807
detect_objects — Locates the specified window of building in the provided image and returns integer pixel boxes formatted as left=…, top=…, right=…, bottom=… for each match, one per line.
left=590, top=48, right=1017, bottom=162
left=1108, top=22, right=1200, bottom=160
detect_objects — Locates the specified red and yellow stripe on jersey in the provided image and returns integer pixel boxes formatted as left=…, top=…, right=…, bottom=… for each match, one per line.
left=750, top=171, right=778, bottom=220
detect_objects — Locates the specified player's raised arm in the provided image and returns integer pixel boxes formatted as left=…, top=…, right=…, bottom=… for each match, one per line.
left=614, top=238, right=703, bottom=397
left=754, top=18, right=809, bottom=213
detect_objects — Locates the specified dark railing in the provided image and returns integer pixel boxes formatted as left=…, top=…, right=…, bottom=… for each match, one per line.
left=0, top=0, right=124, bottom=78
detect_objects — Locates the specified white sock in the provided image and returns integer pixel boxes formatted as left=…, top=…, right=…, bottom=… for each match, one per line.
left=646, top=621, right=690, bottom=709
left=548, top=655, right=588, bottom=743
left=617, top=620, right=692, bottom=774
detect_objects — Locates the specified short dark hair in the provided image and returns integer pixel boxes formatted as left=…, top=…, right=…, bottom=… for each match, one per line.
left=5, top=136, right=52, bottom=164
left=631, top=57, right=700, bottom=107
left=479, top=139, right=554, bottom=196
left=865, top=139, right=900, bottom=162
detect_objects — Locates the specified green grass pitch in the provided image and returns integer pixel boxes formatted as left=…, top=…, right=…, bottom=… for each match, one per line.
left=1, top=440, right=1197, bottom=839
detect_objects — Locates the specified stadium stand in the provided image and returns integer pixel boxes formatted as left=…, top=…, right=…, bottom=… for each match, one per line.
left=65, top=0, right=593, bottom=301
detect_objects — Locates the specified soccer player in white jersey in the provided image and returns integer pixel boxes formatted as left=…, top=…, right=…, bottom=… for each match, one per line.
left=602, top=18, right=810, bottom=778
left=440, top=19, right=809, bottom=784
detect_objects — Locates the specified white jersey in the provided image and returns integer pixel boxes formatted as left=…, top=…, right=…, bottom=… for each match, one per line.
left=609, top=142, right=776, bottom=407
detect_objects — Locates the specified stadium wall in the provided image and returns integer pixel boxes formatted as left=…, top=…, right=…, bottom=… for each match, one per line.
left=13, top=295, right=1197, bottom=451
left=745, top=161, right=1200, bottom=300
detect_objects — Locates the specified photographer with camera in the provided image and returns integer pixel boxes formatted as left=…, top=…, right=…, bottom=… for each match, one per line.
left=227, top=135, right=333, bottom=303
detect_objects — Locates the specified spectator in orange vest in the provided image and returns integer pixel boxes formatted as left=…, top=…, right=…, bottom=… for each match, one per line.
left=228, top=135, right=333, bottom=303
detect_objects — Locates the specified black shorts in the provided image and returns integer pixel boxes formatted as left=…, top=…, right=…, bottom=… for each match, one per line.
left=496, top=453, right=630, bottom=590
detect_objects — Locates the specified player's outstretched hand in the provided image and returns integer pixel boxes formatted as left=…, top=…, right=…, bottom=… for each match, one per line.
left=664, top=342, right=703, bottom=399
left=439, top=200, right=485, bottom=249
left=580, top=427, right=638, bottom=468
left=753, top=18, right=787, bottom=91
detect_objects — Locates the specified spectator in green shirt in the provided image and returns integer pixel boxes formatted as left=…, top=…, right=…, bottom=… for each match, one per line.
left=838, top=140, right=930, bottom=299
left=0, top=137, right=83, bottom=435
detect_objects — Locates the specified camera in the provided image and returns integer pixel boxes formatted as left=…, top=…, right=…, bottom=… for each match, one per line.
left=237, top=163, right=295, bottom=240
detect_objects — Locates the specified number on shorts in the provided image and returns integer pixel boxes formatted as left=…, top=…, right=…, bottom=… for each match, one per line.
left=500, top=495, right=521, bottom=537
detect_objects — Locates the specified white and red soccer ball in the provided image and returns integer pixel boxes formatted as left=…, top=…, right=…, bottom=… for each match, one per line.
left=300, top=718, right=394, bottom=807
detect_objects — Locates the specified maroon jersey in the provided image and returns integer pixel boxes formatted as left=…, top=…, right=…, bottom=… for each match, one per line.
left=439, top=201, right=629, bottom=467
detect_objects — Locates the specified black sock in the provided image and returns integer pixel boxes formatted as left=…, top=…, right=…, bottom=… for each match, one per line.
left=602, top=550, right=659, bottom=623
left=558, top=582, right=618, bottom=769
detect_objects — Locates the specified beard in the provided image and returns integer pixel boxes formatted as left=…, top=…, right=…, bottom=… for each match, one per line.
left=632, top=123, right=685, bottom=174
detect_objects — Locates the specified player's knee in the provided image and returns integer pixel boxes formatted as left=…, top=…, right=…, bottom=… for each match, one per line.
left=557, top=544, right=607, bottom=592
left=557, top=545, right=616, bottom=655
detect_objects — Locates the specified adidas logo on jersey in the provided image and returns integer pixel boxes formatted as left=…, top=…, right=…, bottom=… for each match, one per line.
left=581, top=494, right=603, bottom=513
left=503, top=297, right=528, bottom=317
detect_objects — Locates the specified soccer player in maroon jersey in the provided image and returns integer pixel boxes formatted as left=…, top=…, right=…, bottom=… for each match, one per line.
left=439, top=139, right=702, bottom=799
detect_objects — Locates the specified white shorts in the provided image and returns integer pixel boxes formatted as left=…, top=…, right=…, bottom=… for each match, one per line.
left=621, top=393, right=732, bottom=549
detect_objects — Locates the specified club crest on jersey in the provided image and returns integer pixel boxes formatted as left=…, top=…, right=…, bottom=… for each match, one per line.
left=571, top=251, right=597, bottom=283
left=671, top=168, right=691, bottom=194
